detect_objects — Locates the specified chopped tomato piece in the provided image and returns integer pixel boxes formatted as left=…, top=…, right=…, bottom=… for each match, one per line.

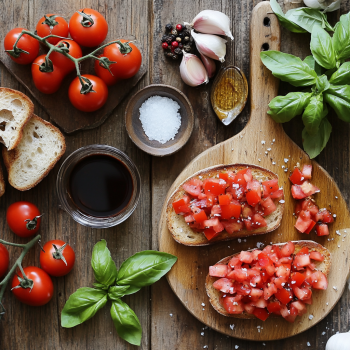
left=251, top=297, right=268, bottom=309
left=309, top=251, right=324, bottom=261
left=220, top=201, right=241, bottom=219
left=310, top=271, right=328, bottom=290
left=239, top=251, right=253, bottom=264
left=280, top=242, right=295, bottom=257
left=219, top=194, right=231, bottom=206
left=292, top=286, right=311, bottom=301
left=227, top=269, right=248, bottom=282
left=293, top=254, right=311, bottom=268
left=250, top=288, right=264, bottom=298
left=221, top=220, right=244, bottom=234
left=242, top=203, right=254, bottom=219
left=234, top=168, right=250, bottom=187
left=246, top=180, right=262, bottom=207
left=281, top=305, right=297, bottom=323
left=213, top=221, right=224, bottom=233
left=204, top=228, right=220, bottom=241
left=303, top=297, right=313, bottom=305
left=209, top=264, right=228, bottom=277
left=267, top=301, right=282, bottom=315
left=291, top=301, right=307, bottom=315
left=260, top=197, right=277, bottom=216
left=295, top=212, right=312, bottom=233
left=295, top=202, right=302, bottom=216
left=253, top=308, right=269, bottom=321
left=203, top=218, right=219, bottom=227
left=258, top=252, right=273, bottom=268
left=316, top=223, right=329, bottom=236
left=172, top=196, right=191, bottom=214
left=184, top=215, right=195, bottom=223
left=305, top=220, right=316, bottom=234
left=296, top=247, right=309, bottom=256
left=211, top=205, right=221, bottom=217
left=319, top=209, right=334, bottom=223
left=203, top=179, right=226, bottom=196
left=269, top=189, right=284, bottom=199
left=276, top=265, right=290, bottom=278
left=262, top=179, right=279, bottom=195
left=302, top=164, right=312, bottom=180
left=243, top=303, right=256, bottom=314
left=301, top=199, right=319, bottom=217
left=289, top=168, right=304, bottom=185
left=243, top=219, right=252, bottom=231
left=228, top=184, right=245, bottom=200
left=234, top=282, right=251, bottom=296
left=213, top=278, right=234, bottom=293
left=290, top=272, right=305, bottom=288
left=264, top=282, right=277, bottom=300
left=229, top=256, right=242, bottom=269
left=291, top=185, right=308, bottom=199
left=193, top=209, right=207, bottom=223
left=222, top=296, right=244, bottom=314
left=251, top=214, right=267, bottom=229
left=300, top=181, right=320, bottom=197
left=275, top=288, right=293, bottom=305
left=183, top=178, right=203, bottom=197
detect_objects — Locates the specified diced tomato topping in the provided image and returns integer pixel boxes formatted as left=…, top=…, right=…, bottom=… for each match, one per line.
left=305, top=220, right=316, bottom=234
left=203, top=218, right=219, bottom=227
left=213, top=220, right=224, bottom=233
left=243, top=303, right=256, bottom=314
left=239, top=251, right=253, bottom=264
left=234, top=168, right=249, bottom=187
left=269, top=189, right=284, bottom=199
left=204, top=228, right=219, bottom=241
left=221, top=220, right=244, bottom=234
left=211, top=205, right=221, bottom=217
left=260, top=197, right=277, bottom=216
left=253, top=308, right=269, bottom=321
left=264, top=282, right=277, bottom=300
left=185, top=215, right=195, bottom=223
left=310, top=271, right=328, bottom=290
left=220, top=201, right=241, bottom=219
left=262, top=179, right=279, bottom=195
left=295, top=202, right=302, bottom=216
left=303, top=297, right=313, bottom=305
left=301, top=199, right=319, bottom=216
left=295, top=211, right=312, bottom=233
left=221, top=295, right=244, bottom=314
left=292, top=286, right=311, bottom=301
left=291, top=301, right=307, bottom=315
left=300, top=181, right=320, bottom=197
left=203, top=179, right=226, bottom=196
left=193, top=209, right=207, bottom=223
left=289, top=168, right=304, bottom=185
left=227, top=269, right=248, bottom=282
left=316, top=223, right=329, bottom=236
left=219, top=194, right=231, bottom=206
left=275, top=288, right=293, bottom=305
left=281, top=305, right=298, bottom=323
left=252, top=214, right=267, bottom=229
left=309, top=251, right=324, bottom=261
left=250, top=288, right=264, bottom=298
left=172, top=196, right=191, bottom=214
left=229, top=256, right=242, bottom=269
left=291, top=185, right=308, bottom=200
left=209, top=264, right=228, bottom=277
left=293, top=254, right=311, bottom=268
left=251, top=297, right=268, bottom=309
left=290, top=272, right=305, bottom=288
left=183, top=178, right=203, bottom=197
left=246, top=180, right=261, bottom=207
left=302, top=164, right=312, bottom=180
left=213, top=278, right=234, bottom=293
left=279, top=242, right=294, bottom=258
left=267, top=301, right=282, bottom=315
left=319, top=209, right=334, bottom=223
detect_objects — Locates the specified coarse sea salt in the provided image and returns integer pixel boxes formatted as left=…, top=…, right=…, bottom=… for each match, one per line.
left=139, top=95, right=181, bottom=144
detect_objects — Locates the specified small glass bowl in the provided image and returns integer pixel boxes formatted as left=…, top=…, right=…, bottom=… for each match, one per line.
left=56, top=144, right=141, bottom=229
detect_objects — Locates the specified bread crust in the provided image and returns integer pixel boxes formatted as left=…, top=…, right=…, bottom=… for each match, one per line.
left=166, top=164, right=284, bottom=246
left=205, top=240, right=331, bottom=318
left=0, top=158, right=5, bottom=198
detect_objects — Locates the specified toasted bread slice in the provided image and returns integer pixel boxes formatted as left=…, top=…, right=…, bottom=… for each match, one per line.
left=0, top=88, right=34, bottom=150
left=0, top=158, right=5, bottom=197
left=206, top=240, right=331, bottom=318
left=167, top=164, right=284, bottom=246
left=2, top=115, right=66, bottom=191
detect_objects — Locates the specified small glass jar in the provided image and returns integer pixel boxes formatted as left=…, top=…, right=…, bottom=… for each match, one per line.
left=56, top=144, right=141, bottom=228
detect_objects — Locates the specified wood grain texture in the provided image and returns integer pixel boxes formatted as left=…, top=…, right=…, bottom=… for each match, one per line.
left=158, top=0, right=350, bottom=343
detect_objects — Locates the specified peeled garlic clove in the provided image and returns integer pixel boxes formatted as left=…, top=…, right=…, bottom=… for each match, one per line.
left=180, top=51, right=209, bottom=87
left=191, top=30, right=227, bottom=63
left=303, top=0, right=340, bottom=12
left=184, top=10, right=233, bottom=40
left=200, top=53, right=216, bottom=78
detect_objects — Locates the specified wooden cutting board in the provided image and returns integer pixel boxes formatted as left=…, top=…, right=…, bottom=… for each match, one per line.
left=158, top=1, right=350, bottom=341
left=0, top=37, right=146, bottom=133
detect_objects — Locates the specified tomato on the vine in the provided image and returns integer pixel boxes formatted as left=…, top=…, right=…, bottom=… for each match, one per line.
left=94, top=55, right=118, bottom=86
left=32, top=55, right=64, bottom=94
left=69, top=8, right=108, bottom=47
left=36, top=14, right=69, bottom=45
left=11, top=266, right=53, bottom=306
left=40, top=240, right=75, bottom=277
left=68, top=74, right=108, bottom=112
left=4, top=28, right=40, bottom=65
left=6, top=201, right=41, bottom=238
left=50, top=39, right=83, bottom=75
left=0, top=243, right=9, bottom=278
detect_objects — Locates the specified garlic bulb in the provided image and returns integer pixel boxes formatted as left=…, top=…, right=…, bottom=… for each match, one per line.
left=185, top=10, right=233, bottom=40
left=326, top=332, right=350, bottom=350
left=191, top=30, right=227, bottom=63
left=200, top=53, right=216, bottom=78
left=180, top=51, right=208, bottom=87
left=303, top=0, right=341, bottom=12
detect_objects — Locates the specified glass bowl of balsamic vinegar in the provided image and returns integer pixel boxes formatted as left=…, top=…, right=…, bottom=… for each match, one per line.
left=57, top=145, right=141, bottom=228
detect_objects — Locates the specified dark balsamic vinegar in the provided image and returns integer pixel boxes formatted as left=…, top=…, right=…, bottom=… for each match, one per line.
left=68, top=154, right=133, bottom=217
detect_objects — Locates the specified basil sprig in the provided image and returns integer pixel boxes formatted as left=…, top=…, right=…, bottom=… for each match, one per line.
left=260, top=9, right=350, bottom=159
left=61, top=240, right=177, bottom=346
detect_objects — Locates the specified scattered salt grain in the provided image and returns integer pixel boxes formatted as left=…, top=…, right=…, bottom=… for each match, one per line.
left=139, top=95, right=181, bottom=144
left=322, top=332, right=326, bottom=335
left=230, top=324, right=235, bottom=330
left=307, top=342, right=311, bottom=347
left=261, top=141, right=266, bottom=145
left=284, top=158, right=289, bottom=163
left=333, top=214, right=337, bottom=218
left=238, top=239, right=241, bottom=243
left=203, top=346, right=208, bottom=349
left=170, top=313, right=173, bottom=317
left=309, top=315, right=314, bottom=320
left=333, top=286, right=338, bottom=291
left=279, top=200, right=285, bottom=204
left=201, top=332, right=204, bottom=336
left=201, top=303, right=205, bottom=307
left=235, top=346, right=239, bottom=349
left=336, top=230, right=341, bottom=236
left=267, top=148, right=271, bottom=151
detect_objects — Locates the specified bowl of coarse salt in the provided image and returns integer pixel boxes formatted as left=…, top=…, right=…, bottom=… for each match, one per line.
left=125, top=84, right=194, bottom=156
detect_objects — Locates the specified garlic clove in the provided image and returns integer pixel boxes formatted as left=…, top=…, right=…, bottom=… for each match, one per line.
left=185, top=10, right=233, bottom=40
left=180, top=51, right=209, bottom=87
left=200, top=53, right=216, bottom=79
left=191, top=30, right=227, bottom=63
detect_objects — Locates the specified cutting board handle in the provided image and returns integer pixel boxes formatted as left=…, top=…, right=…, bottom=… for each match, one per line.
left=246, top=1, right=282, bottom=132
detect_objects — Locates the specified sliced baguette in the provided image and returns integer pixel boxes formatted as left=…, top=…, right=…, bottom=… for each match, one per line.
left=167, top=164, right=284, bottom=246
left=0, top=87, right=34, bottom=150
left=2, top=115, right=66, bottom=191
left=206, top=240, right=331, bottom=319
left=0, top=159, right=5, bottom=197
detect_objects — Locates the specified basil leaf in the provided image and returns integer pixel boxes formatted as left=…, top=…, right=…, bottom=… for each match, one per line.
left=260, top=51, right=317, bottom=87
left=268, top=92, right=311, bottom=123
left=93, top=282, right=109, bottom=291
left=270, top=0, right=306, bottom=33
left=61, top=287, right=108, bottom=328
left=108, top=285, right=131, bottom=300
left=333, top=13, right=350, bottom=62
left=117, top=251, right=177, bottom=287
left=315, top=75, right=330, bottom=93
left=302, top=117, right=332, bottom=159
left=285, top=8, right=333, bottom=34
left=311, top=25, right=336, bottom=70
left=91, top=239, right=118, bottom=286
left=302, top=94, right=324, bottom=135
left=304, top=55, right=324, bottom=76
left=110, top=299, right=142, bottom=346
left=324, top=85, right=350, bottom=122
left=329, top=62, right=350, bottom=85
left=122, top=285, right=141, bottom=295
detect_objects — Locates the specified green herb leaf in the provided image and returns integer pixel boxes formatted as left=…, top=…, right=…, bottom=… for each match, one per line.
left=117, top=251, right=177, bottom=288
left=269, top=0, right=306, bottom=33
left=333, top=13, right=350, bottom=63
left=315, top=75, right=330, bottom=93
left=268, top=92, right=311, bottom=123
left=329, top=62, right=350, bottom=85
left=324, top=85, right=350, bottom=122
left=110, top=299, right=142, bottom=346
left=61, top=287, right=108, bottom=328
left=304, top=55, right=324, bottom=76
left=91, top=239, right=118, bottom=286
left=93, top=282, right=109, bottom=291
left=122, top=285, right=141, bottom=295
left=302, top=94, right=324, bottom=135
left=260, top=51, right=317, bottom=87
left=311, top=25, right=336, bottom=70
left=302, top=117, right=332, bottom=159
left=108, top=285, right=131, bottom=300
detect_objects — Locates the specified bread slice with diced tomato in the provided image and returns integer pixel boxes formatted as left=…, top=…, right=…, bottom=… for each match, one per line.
left=166, top=164, right=284, bottom=246
left=205, top=240, right=331, bottom=319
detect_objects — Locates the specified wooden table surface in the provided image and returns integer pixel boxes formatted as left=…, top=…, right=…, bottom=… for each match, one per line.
left=0, top=0, right=349, bottom=349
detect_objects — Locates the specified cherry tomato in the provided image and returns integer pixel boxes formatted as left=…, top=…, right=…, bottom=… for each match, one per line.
left=4, top=28, right=40, bottom=65
left=11, top=266, right=53, bottom=306
left=36, top=14, right=69, bottom=45
left=94, top=55, right=118, bottom=86
left=68, top=74, right=108, bottom=112
left=6, top=201, right=41, bottom=238
left=32, top=55, right=64, bottom=94
left=69, top=8, right=108, bottom=47
left=0, top=243, right=9, bottom=278
left=50, top=39, right=83, bottom=75
left=101, top=40, right=142, bottom=80
left=40, top=240, right=75, bottom=277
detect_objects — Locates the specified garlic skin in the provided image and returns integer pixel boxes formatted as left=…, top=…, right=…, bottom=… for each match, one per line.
left=191, top=30, right=227, bottom=63
left=185, top=10, right=233, bottom=40
left=303, top=0, right=341, bottom=12
left=326, top=332, right=350, bottom=350
left=180, top=51, right=209, bottom=87
left=200, top=53, right=216, bottom=78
